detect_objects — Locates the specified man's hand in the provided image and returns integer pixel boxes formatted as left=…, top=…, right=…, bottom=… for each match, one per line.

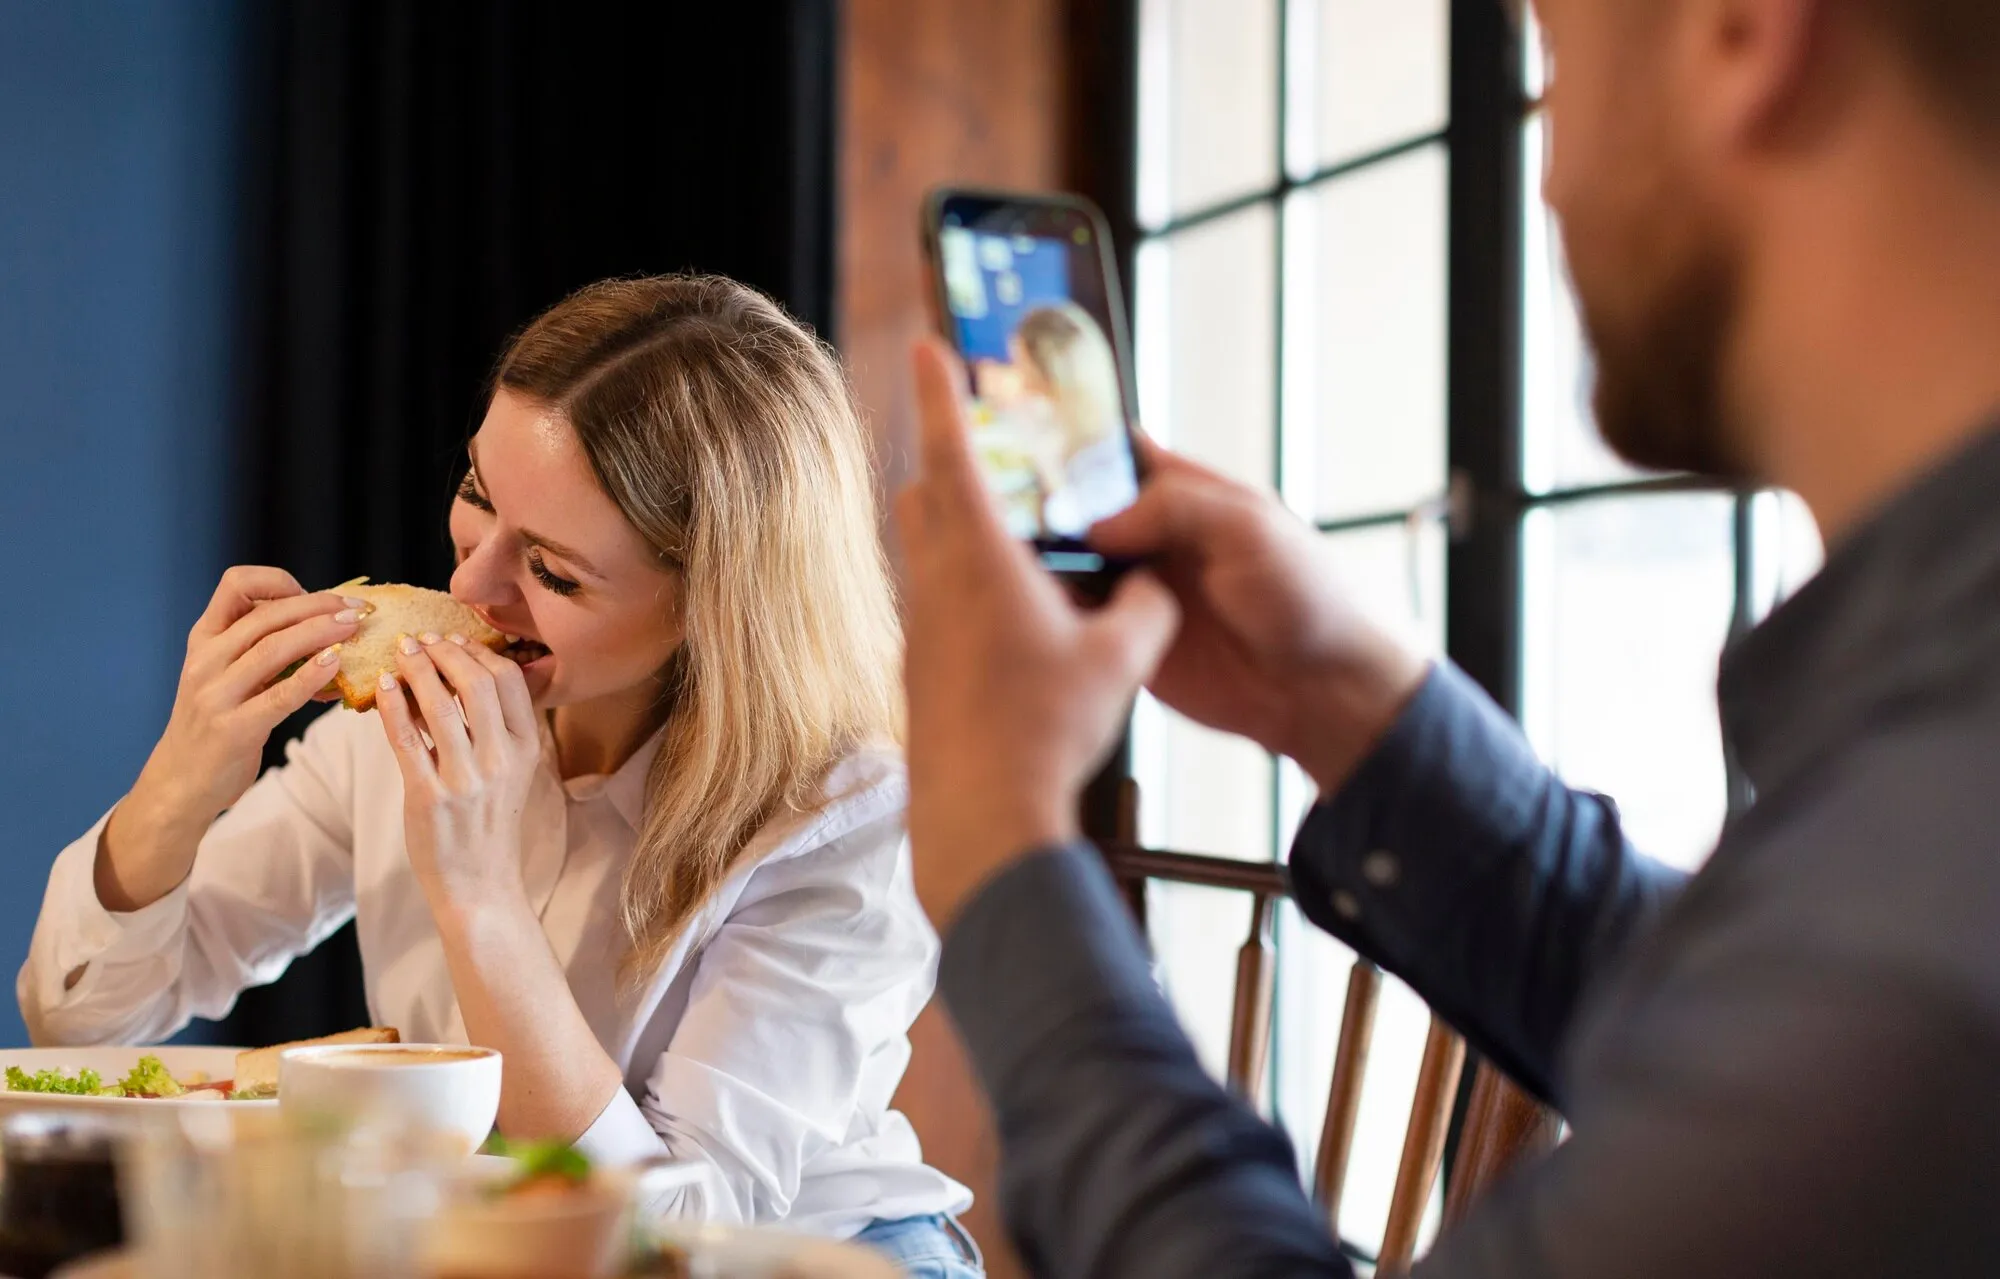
left=1089, top=443, right=1430, bottom=795
left=899, top=339, right=1179, bottom=929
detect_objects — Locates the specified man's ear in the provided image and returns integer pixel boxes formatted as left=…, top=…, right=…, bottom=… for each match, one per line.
left=1700, top=0, right=1835, bottom=155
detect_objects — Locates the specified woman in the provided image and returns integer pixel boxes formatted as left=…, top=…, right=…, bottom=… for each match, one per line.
left=1007, top=301, right=1136, bottom=537
left=19, top=276, right=981, bottom=1276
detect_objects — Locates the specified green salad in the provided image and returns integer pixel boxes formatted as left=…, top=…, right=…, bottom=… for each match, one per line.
left=4, top=1065, right=105, bottom=1096
left=481, top=1135, right=593, bottom=1196
left=6, top=1054, right=188, bottom=1098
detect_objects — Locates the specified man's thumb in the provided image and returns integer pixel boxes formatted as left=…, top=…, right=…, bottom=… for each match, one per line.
left=1088, top=569, right=1181, bottom=682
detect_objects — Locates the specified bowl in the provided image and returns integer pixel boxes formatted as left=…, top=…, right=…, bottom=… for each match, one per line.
left=279, top=1043, right=501, bottom=1157
left=421, top=1177, right=630, bottom=1279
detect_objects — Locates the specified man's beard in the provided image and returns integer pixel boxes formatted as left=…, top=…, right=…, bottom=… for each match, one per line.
left=1576, top=223, right=1758, bottom=482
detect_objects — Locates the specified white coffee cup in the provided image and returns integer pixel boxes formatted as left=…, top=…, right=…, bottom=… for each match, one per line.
left=279, top=1043, right=501, bottom=1157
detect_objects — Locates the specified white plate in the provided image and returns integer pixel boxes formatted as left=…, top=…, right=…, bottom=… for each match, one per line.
left=0, top=1046, right=274, bottom=1110
left=57, top=1231, right=903, bottom=1279
left=645, top=1224, right=903, bottom=1279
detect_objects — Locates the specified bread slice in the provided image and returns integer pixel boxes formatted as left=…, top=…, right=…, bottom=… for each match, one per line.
left=231, top=1025, right=401, bottom=1098
left=320, top=578, right=508, bottom=711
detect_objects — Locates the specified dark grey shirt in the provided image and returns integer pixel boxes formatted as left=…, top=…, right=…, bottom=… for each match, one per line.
left=940, top=425, right=2000, bottom=1277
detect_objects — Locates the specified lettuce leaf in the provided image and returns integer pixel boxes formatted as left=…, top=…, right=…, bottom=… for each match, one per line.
left=117, top=1054, right=183, bottom=1097
left=6, top=1065, right=106, bottom=1095
left=482, top=1135, right=592, bottom=1188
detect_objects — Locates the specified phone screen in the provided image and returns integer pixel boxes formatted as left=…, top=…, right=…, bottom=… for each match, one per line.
left=932, top=192, right=1141, bottom=575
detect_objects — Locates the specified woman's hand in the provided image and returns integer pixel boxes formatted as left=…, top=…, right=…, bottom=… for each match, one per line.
left=99, top=568, right=364, bottom=911
left=378, top=633, right=625, bottom=1140
left=375, top=631, right=542, bottom=909
left=141, top=567, right=364, bottom=820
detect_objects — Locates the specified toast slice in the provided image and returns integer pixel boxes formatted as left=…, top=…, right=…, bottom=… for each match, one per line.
left=319, top=578, right=508, bottom=712
left=232, top=1025, right=401, bottom=1099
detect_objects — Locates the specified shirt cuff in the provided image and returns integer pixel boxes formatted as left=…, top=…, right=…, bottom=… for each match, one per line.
left=37, top=807, right=194, bottom=1007
left=1288, top=660, right=1554, bottom=953
left=570, top=1084, right=671, bottom=1167
left=938, top=844, right=1162, bottom=1099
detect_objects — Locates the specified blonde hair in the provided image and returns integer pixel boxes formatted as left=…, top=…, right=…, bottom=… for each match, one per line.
left=493, top=275, right=902, bottom=979
left=1013, top=301, right=1123, bottom=456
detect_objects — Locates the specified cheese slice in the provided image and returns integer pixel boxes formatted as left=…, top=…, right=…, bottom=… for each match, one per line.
left=232, top=1026, right=401, bottom=1098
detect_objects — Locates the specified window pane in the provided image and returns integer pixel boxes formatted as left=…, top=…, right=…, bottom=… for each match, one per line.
left=1287, top=145, right=1448, bottom=520
left=1751, top=489, right=1824, bottom=621
left=1137, top=204, right=1277, bottom=488
left=1522, top=495, right=1736, bottom=869
left=1286, top=0, right=1448, bottom=175
left=1322, top=522, right=1446, bottom=656
left=1521, top=115, right=1647, bottom=492
left=1132, top=693, right=1276, bottom=862
left=1138, top=0, right=1280, bottom=227
left=1524, top=9, right=1549, bottom=102
left=1150, top=882, right=1255, bottom=1084
left=1271, top=904, right=1436, bottom=1257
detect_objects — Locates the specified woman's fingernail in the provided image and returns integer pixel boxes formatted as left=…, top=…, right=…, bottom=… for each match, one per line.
left=315, top=644, right=341, bottom=667
left=335, top=609, right=360, bottom=625
left=341, top=596, right=368, bottom=609
left=398, top=635, right=420, bottom=655
left=420, top=631, right=442, bottom=646
left=446, top=633, right=467, bottom=646
left=378, top=671, right=397, bottom=691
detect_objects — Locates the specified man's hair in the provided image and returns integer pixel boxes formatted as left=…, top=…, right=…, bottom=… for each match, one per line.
left=1856, top=0, right=2000, bottom=148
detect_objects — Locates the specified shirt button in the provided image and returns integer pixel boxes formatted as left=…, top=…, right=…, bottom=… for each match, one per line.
left=1332, top=890, right=1362, bottom=922
left=1361, top=851, right=1400, bottom=889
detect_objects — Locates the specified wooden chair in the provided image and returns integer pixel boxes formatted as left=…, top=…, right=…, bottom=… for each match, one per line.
left=1101, top=786, right=1561, bottom=1274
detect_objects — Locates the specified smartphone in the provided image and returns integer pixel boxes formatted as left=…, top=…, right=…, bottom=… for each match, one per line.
left=922, top=187, right=1144, bottom=586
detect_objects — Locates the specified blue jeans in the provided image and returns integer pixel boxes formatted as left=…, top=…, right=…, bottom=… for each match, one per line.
left=851, top=1214, right=985, bottom=1278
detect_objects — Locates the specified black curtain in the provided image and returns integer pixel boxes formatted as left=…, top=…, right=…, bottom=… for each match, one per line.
left=187, top=0, right=837, bottom=1047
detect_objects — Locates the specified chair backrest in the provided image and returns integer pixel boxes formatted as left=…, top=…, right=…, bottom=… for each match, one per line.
left=1101, top=784, right=1560, bottom=1273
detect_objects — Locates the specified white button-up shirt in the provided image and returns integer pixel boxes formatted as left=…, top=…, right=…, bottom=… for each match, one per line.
left=17, top=707, right=971, bottom=1238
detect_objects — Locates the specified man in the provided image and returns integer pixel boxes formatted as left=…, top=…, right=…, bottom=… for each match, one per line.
left=898, top=0, right=2000, bottom=1275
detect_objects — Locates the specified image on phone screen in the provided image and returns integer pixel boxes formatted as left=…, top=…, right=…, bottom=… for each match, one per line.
left=935, top=207, right=1140, bottom=573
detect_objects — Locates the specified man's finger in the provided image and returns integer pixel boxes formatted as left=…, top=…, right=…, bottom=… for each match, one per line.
left=1130, top=433, right=1233, bottom=486
left=1088, top=468, right=1236, bottom=559
left=907, top=338, right=1020, bottom=565
left=1086, top=569, right=1182, bottom=685
left=910, top=337, right=981, bottom=491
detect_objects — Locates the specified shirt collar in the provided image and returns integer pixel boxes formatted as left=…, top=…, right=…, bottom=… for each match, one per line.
left=538, top=719, right=666, bottom=832
left=1720, top=418, right=2000, bottom=798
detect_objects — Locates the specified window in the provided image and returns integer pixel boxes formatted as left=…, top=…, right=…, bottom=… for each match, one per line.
left=1133, top=0, right=1454, bottom=1257
left=1128, top=0, right=1823, bottom=1262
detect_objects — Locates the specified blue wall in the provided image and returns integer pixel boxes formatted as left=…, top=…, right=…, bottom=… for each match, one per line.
left=0, top=2, right=240, bottom=1045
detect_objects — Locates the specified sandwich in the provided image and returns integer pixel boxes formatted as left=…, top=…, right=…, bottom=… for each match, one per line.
left=307, top=578, right=510, bottom=711
left=230, top=1025, right=401, bottom=1099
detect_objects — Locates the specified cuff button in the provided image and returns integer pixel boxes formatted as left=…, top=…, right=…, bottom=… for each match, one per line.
left=1362, top=850, right=1401, bottom=889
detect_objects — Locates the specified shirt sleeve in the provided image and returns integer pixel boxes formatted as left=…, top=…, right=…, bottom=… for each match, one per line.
left=1288, top=661, right=1687, bottom=1104
left=577, top=781, right=939, bottom=1223
left=941, top=846, right=1353, bottom=1279
left=1416, top=943, right=2000, bottom=1277
left=17, top=708, right=362, bottom=1046
left=941, top=845, right=2000, bottom=1279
